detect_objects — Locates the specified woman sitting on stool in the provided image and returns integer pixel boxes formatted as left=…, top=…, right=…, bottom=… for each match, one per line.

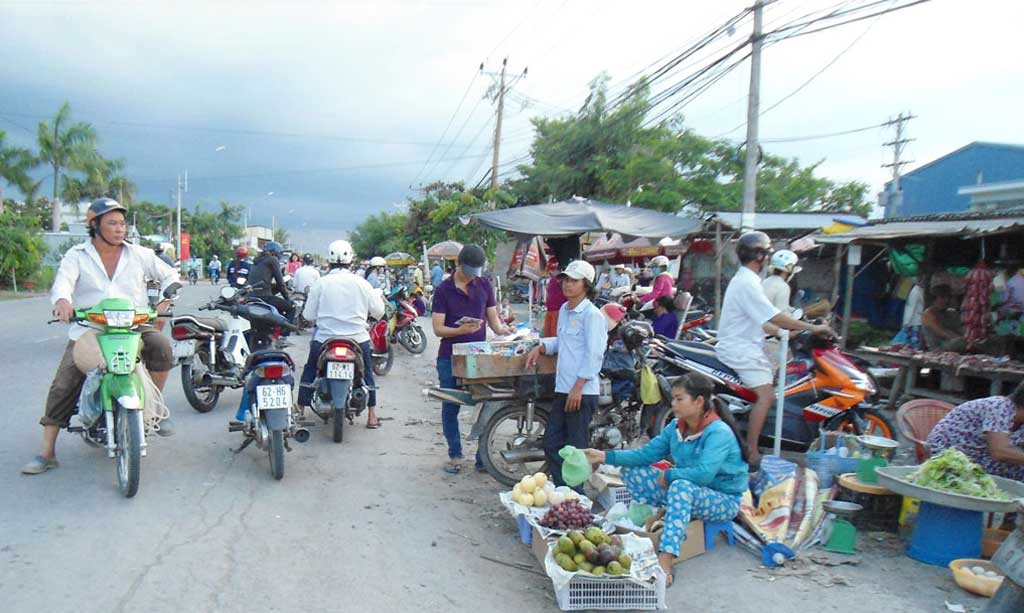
left=584, top=373, right=748, bottom=586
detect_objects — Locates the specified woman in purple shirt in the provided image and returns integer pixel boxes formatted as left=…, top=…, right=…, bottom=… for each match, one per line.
left=928, top=381, right=1024, bottom=481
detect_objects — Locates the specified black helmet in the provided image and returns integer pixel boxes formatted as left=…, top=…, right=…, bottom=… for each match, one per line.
left=85, top=197, right=127, bottom=226
left=302, top=253, right=314, bottom=265
left=263, top=241, right=283, bottom=257
left=619, top=320, right=653, bottom=351
left=736, top=231, right=772, bottom=265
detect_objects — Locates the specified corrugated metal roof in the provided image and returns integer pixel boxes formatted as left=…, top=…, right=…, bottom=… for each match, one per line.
left=708, top=211, right=864, bottom=231
left=815, top=209, right=1024, bottom=244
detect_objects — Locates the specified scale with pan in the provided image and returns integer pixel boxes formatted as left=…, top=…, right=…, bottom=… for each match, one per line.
left=822, top=500, right=864, bottom=554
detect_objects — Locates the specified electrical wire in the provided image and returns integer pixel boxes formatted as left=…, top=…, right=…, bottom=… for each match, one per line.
left=759, top=121, right=888, bottom=143
left=410, top=71, right=479, bottom=186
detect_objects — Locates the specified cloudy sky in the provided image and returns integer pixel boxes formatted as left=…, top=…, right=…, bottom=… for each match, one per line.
left=2, top=0, right=1021, bottom=252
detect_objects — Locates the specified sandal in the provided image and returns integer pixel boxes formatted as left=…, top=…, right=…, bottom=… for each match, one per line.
left=366, top=421, right=382, bottom=429
left=443, top=459, right=464, bottom=474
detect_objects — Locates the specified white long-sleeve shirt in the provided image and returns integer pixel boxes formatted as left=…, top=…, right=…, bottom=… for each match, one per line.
left=303, top=268, right=386, bottom=344
left=293, top=265, right=321, bottom=294
left=50, top=241, right=180, bottom=341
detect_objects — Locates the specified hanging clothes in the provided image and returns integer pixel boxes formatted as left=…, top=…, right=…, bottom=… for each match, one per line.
left=961, top=262, right=995, bottom=350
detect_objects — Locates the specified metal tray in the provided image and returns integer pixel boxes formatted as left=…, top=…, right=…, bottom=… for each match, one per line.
left=874, top=466, right=1024, bottom=513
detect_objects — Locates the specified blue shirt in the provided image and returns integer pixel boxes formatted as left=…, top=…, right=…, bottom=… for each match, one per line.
left=652, top=310, right=679, bottom=339
left=540, top=298, right=607, bottom=395
left=432, top=275, right=496, bottom=358
left=606, top=419, right=749, bottom=494
left=431, top=265, right=443, bottom=287
left=367, top=271, right=381, bottom=288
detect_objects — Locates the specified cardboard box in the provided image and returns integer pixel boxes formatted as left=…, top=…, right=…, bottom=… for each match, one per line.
left=614, top=520, right=705, bottom=565
left=531, top=524, right=551, bottom=566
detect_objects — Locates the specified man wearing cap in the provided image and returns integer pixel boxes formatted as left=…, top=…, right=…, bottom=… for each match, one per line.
left=527, top=260, right=608, bottom=488
left=432, top=244, right=512, bottom=474
left=22, top=198, right=180, bottom=475
left=609, top=264, right=631, bottom=290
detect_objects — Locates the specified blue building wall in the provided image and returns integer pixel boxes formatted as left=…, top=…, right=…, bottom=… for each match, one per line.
left=886, top=142, right=1024, bottom=217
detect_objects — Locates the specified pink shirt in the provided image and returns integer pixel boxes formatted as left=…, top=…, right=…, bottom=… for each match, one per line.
left=546, top=277, right=566, bottom=312
left=640, top=272, right=675, bottom=303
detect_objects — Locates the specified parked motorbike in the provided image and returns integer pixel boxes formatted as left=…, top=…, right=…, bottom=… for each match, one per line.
left=188, top=267, right=198, bottom=285
left=209, top=269, right=220, bottom=285
left=304, top=337, right=370, bottom=443
left=386, top=286, right=427, bottom=354
left=56, top=282, right=182, bottom=497
left=651, top=327, right=894, bottom=451
left=291, top=290, right=312, bottom=333
left=369, top=317, right=394, bottom=376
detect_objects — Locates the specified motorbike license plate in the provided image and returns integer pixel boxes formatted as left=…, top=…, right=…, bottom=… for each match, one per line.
left=257, top=384, right=291, bottom=410
left=326, top=362, right=354, bottom=380
left=172, top=339, right=197, bottom=358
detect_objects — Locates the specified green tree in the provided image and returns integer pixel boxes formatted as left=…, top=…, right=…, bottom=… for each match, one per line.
left=184, top=202, right=244, bottom=261
left=349, top=211, right=410, bottom=258
left=0, top=131, right=37, bottom=209
left=125, top=200, right=175, bottom=237
left=0, top=210, right=46, bottom=289
left=273, top=226, right=290, bottom=245
left=37, top=102, right=97, bottom=230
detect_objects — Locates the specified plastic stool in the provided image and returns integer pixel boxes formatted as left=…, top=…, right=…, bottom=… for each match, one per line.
left=703, top=519, right=735, bottom=551
left=906, top=501, right=982, bottom=566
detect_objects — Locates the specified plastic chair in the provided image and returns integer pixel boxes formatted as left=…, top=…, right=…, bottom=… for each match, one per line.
left=896, top=399, right=955, bottom=462
left=703, top=519, right=735, bottom=551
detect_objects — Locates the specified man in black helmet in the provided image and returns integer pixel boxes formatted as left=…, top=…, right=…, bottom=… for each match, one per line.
left=716, top=231, right=832, bottom=466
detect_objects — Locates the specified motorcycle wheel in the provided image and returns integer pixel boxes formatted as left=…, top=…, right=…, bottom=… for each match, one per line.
left=268, top=429, right=285, bottom=480
left=181, top=351, right=221, bottom=413
left=478, top=403, right=550, bottom=487
left=400, top=325, right=427, bottom=354
left=650, top=403, right=675, bottom=439
left=333, top=408, right=345, bottom=443
left=115, top=404, right=142, bottom=498
left=841, top=408, right=896, bottom=439
left=372, top=346, right=394, bottom=377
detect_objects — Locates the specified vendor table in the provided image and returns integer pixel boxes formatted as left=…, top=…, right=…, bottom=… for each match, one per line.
left=850, top=347, right=1024, bottom=408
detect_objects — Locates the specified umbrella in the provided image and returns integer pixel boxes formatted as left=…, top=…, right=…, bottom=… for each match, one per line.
left=384, top=252, right=416, bottom=266
left=427, top=240, right=463, bottom=259
left=463, top=197, right=703, bottom=239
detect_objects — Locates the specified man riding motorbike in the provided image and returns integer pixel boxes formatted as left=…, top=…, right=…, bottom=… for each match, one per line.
left=208, top=254, right=222, bottom=284
left=714, top=231, right=832, bottom=467
left=227, top=246, right=252, bottom=289
left=293, top=253, right=321, bottom=295
left=297, top=240, right=386, bottom=428
left=366, top=256, right=387, bottom=290
left=248, top=241, right=295, bottom=325
left=638, top=255, right=675, bottom=305
left=22, top=198, right=180, bottom=475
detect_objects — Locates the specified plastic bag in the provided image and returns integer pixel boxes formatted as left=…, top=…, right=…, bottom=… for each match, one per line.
left=559, top=445, right=591, bottom=487
left=639, top=365, right=661, bottom=405
left=77, top=368, right=104, bottom=427
left=628, top=501, right=654, bottom=527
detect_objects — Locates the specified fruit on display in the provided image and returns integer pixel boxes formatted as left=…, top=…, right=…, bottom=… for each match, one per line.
left=512, top=473, right=557, bottom=507
left=540, top=500, right=594, bottom=530
left=551, top=526, right=630, bottom=576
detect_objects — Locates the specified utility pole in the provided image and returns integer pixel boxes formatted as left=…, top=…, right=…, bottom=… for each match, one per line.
left=882, top=111, right=915, bottom=217
left=740, top=0, right=764, bottom=232
left=176, top=170, right=188, bottom=263
left=481, top=58, right=527, bottom=207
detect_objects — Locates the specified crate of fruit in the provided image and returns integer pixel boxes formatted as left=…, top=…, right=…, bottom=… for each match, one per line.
left=543, top=529, right=667, bottom=611
left=451, top=340, right=556, bottom=380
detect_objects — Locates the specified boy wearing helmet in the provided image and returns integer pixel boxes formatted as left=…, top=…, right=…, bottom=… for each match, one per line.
left=366, top=256, right=387, bottom=290
left=763, top=249, right=801, bottom=315
left=293, top=253, right=321, bottom=295
left=298, top=240, right=386, bottom=428
left=23, top=198, right=180, bottom=474
left=716, top=232, right=832, bottom=466
left=228, top=246, right=252, bottom=288
left=638, top=255, right=675, bottom=305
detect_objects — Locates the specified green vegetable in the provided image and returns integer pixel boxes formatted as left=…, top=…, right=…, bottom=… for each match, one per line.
left=909, top=449, right=1010, bottom=500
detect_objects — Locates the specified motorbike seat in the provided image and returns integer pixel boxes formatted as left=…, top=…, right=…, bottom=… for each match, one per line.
left=245, top=349, right=294, bottom=371
left=663, top=340, right=739, bottom=379
left=682, top=310, right=707, bottom=322
left=173, top=315, right=226, bottom=332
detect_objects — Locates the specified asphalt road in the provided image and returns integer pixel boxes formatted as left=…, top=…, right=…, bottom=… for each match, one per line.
left=0, top=285, right=985, bottom=613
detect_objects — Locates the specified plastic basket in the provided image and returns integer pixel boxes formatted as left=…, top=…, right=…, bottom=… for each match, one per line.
left=805, top=452, right=860, bottom=488
left=597, top=486, right=632, bottom=511
left=554, top=573, right=666, bottom=611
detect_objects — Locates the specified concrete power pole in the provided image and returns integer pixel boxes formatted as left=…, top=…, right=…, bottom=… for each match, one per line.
left=740, top=0, right=764, bottom=232
left=176, top=170, right=188, bottom=263
left=882, top=112, right=915, bottom=217
left=482, top=58, right=526, bottom=207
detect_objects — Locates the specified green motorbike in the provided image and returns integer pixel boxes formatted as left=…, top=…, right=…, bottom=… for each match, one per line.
left=57, top=285, right=179, bottom=497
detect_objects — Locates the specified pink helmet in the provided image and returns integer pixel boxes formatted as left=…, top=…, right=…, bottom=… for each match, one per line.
left=600, top=303, right=627, bottom=332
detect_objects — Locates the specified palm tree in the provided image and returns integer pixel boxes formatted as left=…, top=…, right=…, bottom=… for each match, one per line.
left=0, top=131, right=37, bottom=214
left=37, top=102, right=97, bottom=230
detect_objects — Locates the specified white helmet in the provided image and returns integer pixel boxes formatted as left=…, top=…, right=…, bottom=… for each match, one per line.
left=769, top=249, right=801, bottom=275
left=369, top=256, right=386, bottom=267
left=328, top=239, right=354, bottom=264
left=651, top=255, right=670, bottom=269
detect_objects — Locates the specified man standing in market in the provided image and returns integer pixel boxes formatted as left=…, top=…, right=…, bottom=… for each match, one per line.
left=526, top=260, right=608, bottom=489
left=715, top=231, right=833, bottom=467
left=432, top=244, right=512, bottom=474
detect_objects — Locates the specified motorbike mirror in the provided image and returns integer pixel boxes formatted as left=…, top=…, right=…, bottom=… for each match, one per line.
left=163, top=282, right=183, bottom=299
left=220, top=286, right=238, bottom=300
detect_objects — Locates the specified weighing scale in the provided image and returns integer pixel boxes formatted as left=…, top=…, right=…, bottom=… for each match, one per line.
left=822, top=500, right=863, bottom=554
left=855, top=435, right=900, bottom=485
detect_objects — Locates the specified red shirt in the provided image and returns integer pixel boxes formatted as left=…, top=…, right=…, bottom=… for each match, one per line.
left=546, top=277, right=566, bottom=313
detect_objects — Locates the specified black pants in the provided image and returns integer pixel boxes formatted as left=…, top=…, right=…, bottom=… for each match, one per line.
left=543, top=393, right=597, bottom=488
left=258, top=295, right=296, bottom=324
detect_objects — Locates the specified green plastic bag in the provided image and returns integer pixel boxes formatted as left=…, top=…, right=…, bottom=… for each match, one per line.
left=639, top=365, right=662, bottom=405
left=628, top=502, right=653, bottom=527
left=888, top=244, right=925, bottom=276
left=559, top=445, right=592, bottom=487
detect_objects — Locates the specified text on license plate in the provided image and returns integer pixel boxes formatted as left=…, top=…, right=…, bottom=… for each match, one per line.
left=257, top=384, right=291, bottom=410
left=326, top=362, right=354, bottom=379
left=172, top=340, right=197, bottom=358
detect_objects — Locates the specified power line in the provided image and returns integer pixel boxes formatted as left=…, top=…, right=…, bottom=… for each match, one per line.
left=766, top=0, right=932, bottom=41
left=411, top=71, right=480, bottom=186
left=759, top=121, right=888, bottom=144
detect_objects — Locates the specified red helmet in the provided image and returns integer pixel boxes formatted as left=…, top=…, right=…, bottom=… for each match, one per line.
left=600, top=303, right=627, bottom=332
left=236, top=246, right=249, bottom=258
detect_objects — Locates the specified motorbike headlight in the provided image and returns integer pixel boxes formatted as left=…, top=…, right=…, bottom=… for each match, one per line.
left=104, top=310, right=136, bottom=328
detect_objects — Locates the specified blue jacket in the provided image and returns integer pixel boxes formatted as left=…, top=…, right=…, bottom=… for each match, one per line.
left=605, top=419, right=748, bottom=495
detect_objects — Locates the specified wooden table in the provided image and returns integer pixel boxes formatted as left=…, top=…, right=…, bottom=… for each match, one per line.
left=849, top=347, right=1024, bottom=407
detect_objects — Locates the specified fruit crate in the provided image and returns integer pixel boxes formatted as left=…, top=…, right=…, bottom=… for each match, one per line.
left=597, top=486, right=632, bottom=511
left=554, top=572, right=666, bottom=611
